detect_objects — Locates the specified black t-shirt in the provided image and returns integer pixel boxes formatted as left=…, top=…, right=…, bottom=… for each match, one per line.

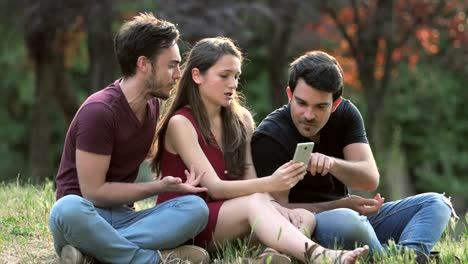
left=251, top=99, right=368, bottom=203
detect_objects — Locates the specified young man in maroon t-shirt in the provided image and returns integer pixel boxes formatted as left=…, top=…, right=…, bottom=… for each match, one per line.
left=49, top=13, right=210, bottom=264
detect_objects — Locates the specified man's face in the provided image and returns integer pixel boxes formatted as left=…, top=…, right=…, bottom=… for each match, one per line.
left=145, top=43, right=181, bottom=99
left=288, top=78, right=334, bottom=139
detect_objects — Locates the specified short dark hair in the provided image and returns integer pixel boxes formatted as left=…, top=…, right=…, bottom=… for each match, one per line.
left=288, top=51, right=344, bottom=101
left=114, top=13, right=179, bottom=77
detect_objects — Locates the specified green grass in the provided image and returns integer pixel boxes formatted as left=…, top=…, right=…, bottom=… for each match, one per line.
left=0, top=181, right=466, bottom=263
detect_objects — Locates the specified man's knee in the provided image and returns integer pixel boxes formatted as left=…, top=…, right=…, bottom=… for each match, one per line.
left=422, top=192, right=454, bottom=222
left=49, top=195, right=94, bottom=226
left=175, top=195, right=209, bottom=227
left=316, top=208, right=372, bottom=241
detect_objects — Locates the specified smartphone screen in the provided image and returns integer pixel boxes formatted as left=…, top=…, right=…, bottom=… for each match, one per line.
left=292, top=142, right=315, bottom=164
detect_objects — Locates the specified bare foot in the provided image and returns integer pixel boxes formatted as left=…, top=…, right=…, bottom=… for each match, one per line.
left=309, top=245, right=369, bottom=264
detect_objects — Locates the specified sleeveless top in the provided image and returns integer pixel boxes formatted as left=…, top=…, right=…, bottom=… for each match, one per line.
left=158, top=106, right=230, bottom=203
left=157, top=107, right=230, bottom=246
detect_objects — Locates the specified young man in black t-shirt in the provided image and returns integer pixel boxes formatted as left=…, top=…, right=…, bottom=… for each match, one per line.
left=251, top=51, right=454, bottom=262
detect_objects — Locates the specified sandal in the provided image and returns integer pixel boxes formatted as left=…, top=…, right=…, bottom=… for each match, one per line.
left=305, top=243, right=369, bottom=264
left=241, top=248, right=291, bottom=264
left=429, top=251, right=462, bottom=264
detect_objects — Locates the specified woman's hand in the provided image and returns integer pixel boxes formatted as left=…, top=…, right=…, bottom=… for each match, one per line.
left=269, top=161, right=307, bottom=192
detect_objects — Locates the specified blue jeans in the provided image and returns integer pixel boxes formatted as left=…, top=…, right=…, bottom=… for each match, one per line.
left=314, top=192, right=453, bottom=255
left=49, top=194, right=209, bottom=264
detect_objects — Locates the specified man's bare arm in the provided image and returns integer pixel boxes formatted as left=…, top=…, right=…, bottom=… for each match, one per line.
left=271, top=190, right=346, bottom=213
left=271, top=190, right=384, bottom=215
left=309, top=143, right=379, bottom=191
left=76, top=150, right=206, bottom=207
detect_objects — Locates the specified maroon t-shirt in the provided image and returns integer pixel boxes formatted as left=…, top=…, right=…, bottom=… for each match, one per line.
left=55, top=79, right=159, bottom=200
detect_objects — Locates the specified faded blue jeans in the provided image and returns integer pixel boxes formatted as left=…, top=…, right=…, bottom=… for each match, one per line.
left=314, top=192, right=453, bottom=256
left=49, top=194, right=209, bottom=264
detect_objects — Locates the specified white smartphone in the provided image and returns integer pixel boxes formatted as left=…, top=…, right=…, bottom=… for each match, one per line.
left=292, top=142, right=315, bottom=164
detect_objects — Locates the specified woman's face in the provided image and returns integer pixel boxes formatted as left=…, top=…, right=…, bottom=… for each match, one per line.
left=193, top=54, right=241, bottom=108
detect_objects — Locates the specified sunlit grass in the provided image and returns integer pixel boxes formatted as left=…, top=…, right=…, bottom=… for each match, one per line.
left=0, top=180, right=57, bottom=263
left=0, top=181, right=466, bottom=263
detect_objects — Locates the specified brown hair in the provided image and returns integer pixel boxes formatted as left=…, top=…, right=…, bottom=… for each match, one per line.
left=151, top=37, right=248, bottom=179
left=114, top=13, right=179, bottom=77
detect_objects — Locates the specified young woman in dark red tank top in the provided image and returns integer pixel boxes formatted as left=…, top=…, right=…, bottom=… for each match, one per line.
left=151, top=37, right=369, bottom=264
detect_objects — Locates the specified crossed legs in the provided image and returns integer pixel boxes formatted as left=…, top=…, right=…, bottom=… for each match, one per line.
left=314, top=193, right=452, bottom=256
left=49, top=194, right=208, bottom=264
left=208, top=193, right=368, bottom=263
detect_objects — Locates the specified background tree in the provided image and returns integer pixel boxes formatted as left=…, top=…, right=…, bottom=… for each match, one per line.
left=0, top=0, right=464, bottom=215
left=0, top=0, right=33, bottom=182
left=320, top=0, right=450, bottom=141
left=84, top=0, right=116, bottom=93
left=156, top=0, right=316, bottom=111
left=24, top=1, right=82, bottom=183
left=318, top=0, right=466, bottom=199
left=23, top=1, right=116, bottom=183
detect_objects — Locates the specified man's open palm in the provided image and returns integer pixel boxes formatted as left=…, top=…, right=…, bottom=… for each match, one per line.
left=162, top=165, right=207, bottom=194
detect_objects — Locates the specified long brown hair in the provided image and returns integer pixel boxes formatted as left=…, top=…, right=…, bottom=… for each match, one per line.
left=151, top=37, right=248, bottom=179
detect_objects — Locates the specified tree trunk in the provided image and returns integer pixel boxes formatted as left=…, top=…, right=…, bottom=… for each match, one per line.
left=267, top=0, right=299, bottom=108
left=24, top=1, right=84, bottom=183
left=84, top=0, right=116, bottom=92
left=29, top=53, right=61, bottom=184
left=383, top=128, right=414, bottom=200
left=323, top=1, right=413, bottom=198
left=53, top=51, right=79, bottom=125
left=267, top=52, right=289, bottom=108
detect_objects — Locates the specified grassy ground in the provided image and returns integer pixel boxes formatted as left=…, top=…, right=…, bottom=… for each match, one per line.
left=0, top=181, right=466, bottom=264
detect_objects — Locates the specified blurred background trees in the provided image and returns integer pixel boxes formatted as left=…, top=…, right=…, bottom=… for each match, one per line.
left=0, top=0, right=466, bottom=212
